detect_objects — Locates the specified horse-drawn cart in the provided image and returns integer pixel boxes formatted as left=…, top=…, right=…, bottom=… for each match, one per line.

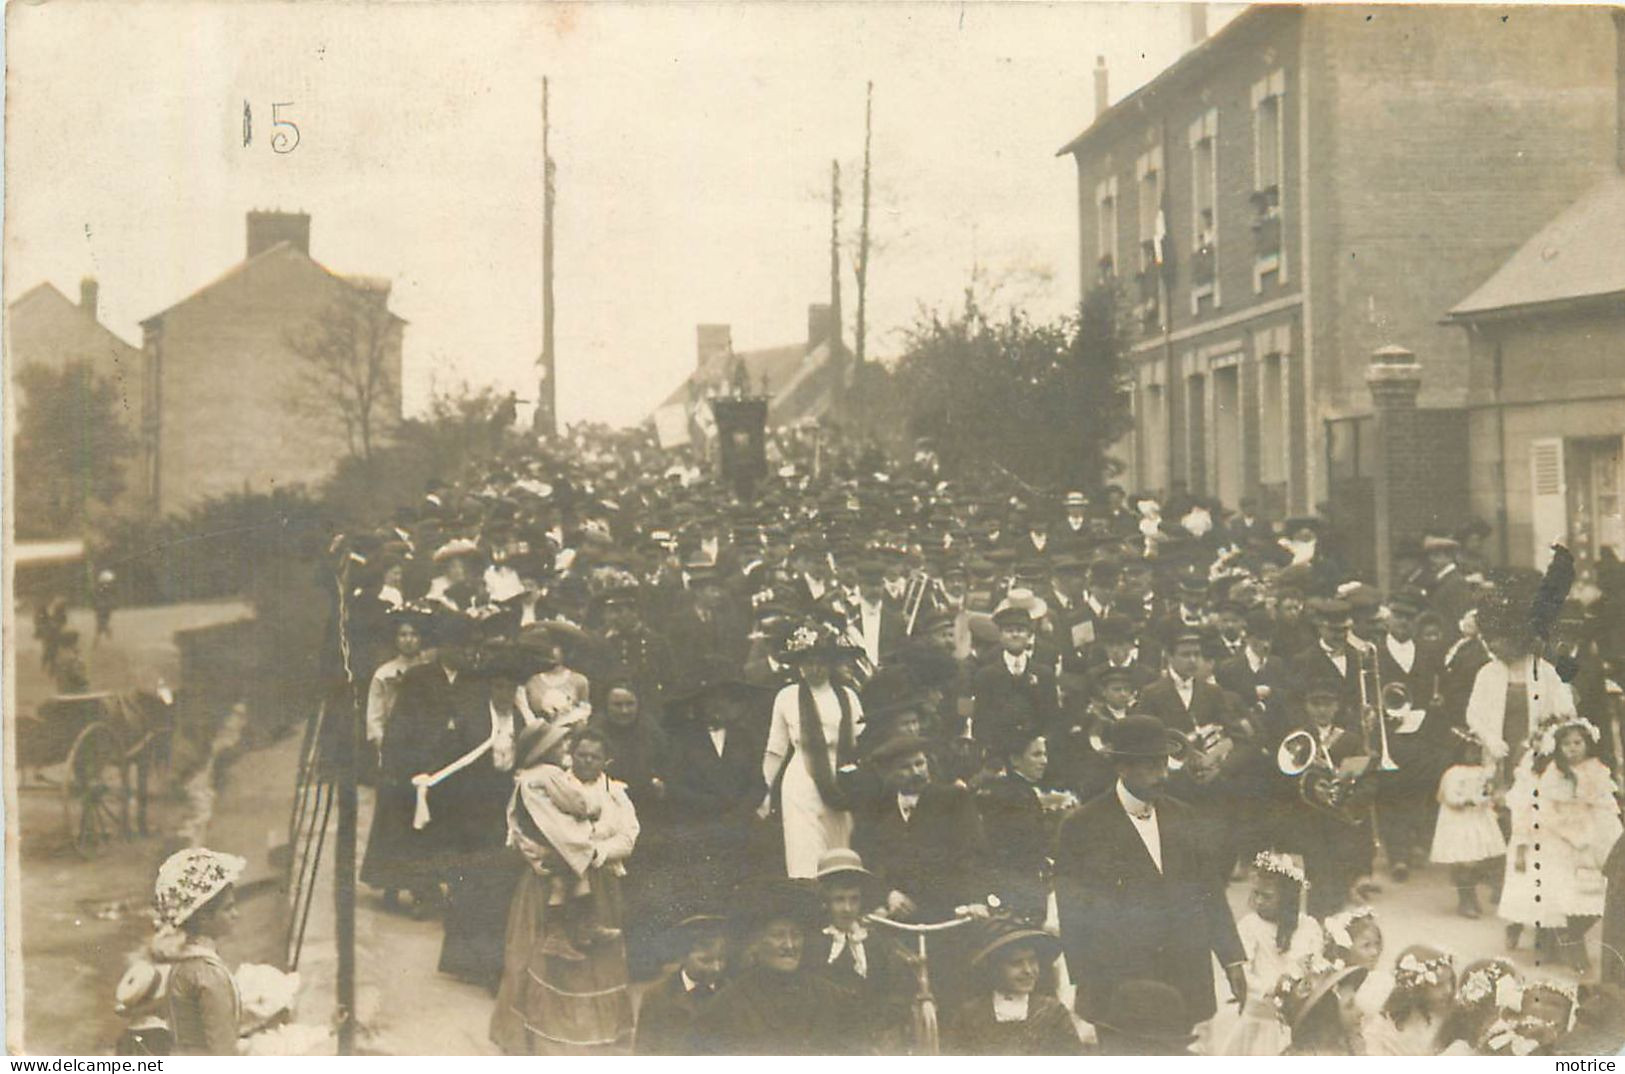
left=17, top=689, right=174, bottom=857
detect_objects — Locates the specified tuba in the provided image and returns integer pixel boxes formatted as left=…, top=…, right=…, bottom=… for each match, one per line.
left=1277, top=728, right=1367, bottom=823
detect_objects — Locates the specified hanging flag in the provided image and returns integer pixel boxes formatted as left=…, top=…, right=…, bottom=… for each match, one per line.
left=654, top=404, right=691, bottom=449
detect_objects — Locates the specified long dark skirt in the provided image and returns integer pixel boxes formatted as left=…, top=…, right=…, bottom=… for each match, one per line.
left=361, top=782, right=441, bottom=893
left=439, top=847, right=523, bottom=991
left=490, top=868, right=634, bottom=1054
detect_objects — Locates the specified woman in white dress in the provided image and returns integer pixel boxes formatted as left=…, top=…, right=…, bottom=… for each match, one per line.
left=761, top=621, right=865, bottom=879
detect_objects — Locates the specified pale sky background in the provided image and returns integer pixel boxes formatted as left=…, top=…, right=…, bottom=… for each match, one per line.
left=5, top=1, right=1239, bottom=428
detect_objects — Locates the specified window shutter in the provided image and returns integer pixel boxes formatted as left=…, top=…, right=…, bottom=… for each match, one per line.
left=1529, top=438, right=1566, bottom=569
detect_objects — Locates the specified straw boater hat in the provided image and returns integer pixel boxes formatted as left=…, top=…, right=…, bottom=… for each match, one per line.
left=153, top=847, right=246, bottom=932
left=991, top=589, right=1048, bottom=627
left=813, top=848, right=883, bottom=901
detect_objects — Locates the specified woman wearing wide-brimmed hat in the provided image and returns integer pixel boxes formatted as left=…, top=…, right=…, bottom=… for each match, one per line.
left=944, top=920, right=1081, bottom=1055
left=760, top=620, right=866, bottom=879
left=687, top=881, right=851, bottom=1055
left=491, top=722, right=640, bottom=1055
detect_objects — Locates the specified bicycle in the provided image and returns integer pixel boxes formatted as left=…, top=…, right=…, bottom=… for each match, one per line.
left=863, top=911, right=978, bottom=1055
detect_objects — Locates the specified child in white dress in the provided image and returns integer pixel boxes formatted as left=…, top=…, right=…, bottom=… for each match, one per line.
left=1220, top=851, right=1322, bottom=1056
left=1430, top=729, right=1507, bottom=919
left=1324, top=905, right=1389, bottom=1017
left=1525, top=717, right=1622, bottom=973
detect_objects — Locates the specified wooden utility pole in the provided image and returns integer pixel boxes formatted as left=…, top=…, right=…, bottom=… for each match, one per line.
left=855, top=81, right=873, bottom=369
left=536, top=77, right=558, bottom=438
left=830, top=159, right=845, bottom=414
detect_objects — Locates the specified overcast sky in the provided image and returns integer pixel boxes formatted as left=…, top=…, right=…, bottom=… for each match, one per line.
left=6, top=1, right=1239, bottom=427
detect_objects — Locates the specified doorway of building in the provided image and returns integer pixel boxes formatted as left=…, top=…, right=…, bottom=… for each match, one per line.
left=1568, top=436, right=1623, bottom=576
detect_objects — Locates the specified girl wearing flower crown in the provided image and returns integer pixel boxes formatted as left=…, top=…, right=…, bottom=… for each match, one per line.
left=1438, top=957, right=1521, bottom=1055
left=1219, top=851, right=1323, bottom=1056
left=1429, top=728, right=1506, bottom=918
left=1364, top=945, right=1456, bottom=1055
left=1322, top=905, right=1389, bottom=1016
left=1514, top=714, right=1618, bottom=968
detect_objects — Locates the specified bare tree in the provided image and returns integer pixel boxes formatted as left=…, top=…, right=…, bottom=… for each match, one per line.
left=284, top=281, right=402, bottom=463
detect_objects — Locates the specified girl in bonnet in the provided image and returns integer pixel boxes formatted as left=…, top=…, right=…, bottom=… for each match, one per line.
left=152, top=847, right=246, bottom=1055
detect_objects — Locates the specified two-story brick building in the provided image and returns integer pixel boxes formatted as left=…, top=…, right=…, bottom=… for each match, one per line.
left=1061, top=5, right=1621, bottom=569
left=138, top=211, right=406, bottom=513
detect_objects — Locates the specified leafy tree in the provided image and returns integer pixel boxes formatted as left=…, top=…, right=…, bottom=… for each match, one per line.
left=284, top=282, right=402, bottom=463
left=890, top=283, right=1131, bottom=493
left=14, top=361, right=138, bottom=538
left=322, top=381, right=517, bottom=521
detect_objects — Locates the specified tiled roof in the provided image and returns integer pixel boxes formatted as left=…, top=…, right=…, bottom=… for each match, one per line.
left=1449, top=172, right=1625, bottom=319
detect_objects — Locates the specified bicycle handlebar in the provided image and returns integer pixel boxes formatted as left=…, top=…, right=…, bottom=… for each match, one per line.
left=863, top=912, right=978, bottom=934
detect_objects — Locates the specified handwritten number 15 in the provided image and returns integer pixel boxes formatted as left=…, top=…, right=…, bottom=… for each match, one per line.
left=241, top=101, right=301, bottom=154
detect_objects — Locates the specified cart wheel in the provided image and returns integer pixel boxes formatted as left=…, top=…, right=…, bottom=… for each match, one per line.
left=61, top=722, right=129, bottom=858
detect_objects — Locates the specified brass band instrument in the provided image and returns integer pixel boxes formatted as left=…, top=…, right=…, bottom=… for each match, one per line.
left=1276, top=728, right=1370, bottom=823
left=1168, top=724, right=1235, bottom=784
left=901, top=570, right=950, bottom=636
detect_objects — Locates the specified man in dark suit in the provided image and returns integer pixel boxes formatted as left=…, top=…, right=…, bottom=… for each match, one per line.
left=663, top=671, right=769, bottom=917
left=1288, top=598, right=1363, bottom=721
left=848, top=560, right=908, bottom=670
left=1134, top=629, right=1240, bottom=735
left=1215, top=609, right=1294, bottom=744
left=1423, top=534, right=1474, bottom=640
left=633, top=915, right=728, bottom=1054
left=969, top=592, right=1060, bottom=748
left=1372, top=588, right=1449, bottom=879
left=853, top=735, right=989, bottom=923
left=1054, top=714, right=1246, bottom=1030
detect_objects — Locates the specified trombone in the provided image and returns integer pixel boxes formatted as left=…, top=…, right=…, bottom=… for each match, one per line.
left=1353, top=637, right=1400, bottom=869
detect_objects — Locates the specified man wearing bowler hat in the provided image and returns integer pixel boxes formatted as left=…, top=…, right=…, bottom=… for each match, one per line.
left=1053, top=714, right=1245, bottom=1036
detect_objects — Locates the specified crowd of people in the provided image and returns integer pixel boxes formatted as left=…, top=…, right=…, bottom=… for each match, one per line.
left=146, top=420, right=1625, bottom=1055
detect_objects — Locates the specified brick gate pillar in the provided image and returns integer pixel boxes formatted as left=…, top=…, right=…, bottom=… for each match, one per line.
left=1365, top=344, right=1423, bottom=592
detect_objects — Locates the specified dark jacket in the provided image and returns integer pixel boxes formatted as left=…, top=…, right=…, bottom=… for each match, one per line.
left=1133, top=676, right=1238, bottom=735
left=634, top=969, right=718, bottom=1055
left=687, top=966, right=853, bottom=1055
left=807, top=927, right=915, bottom=1050
left=945, top=992, right=1083, bottom=1056
left=1054, top=789, right=1244, bottom=1026
left=977, top=773, right=1055, bottom=919
left=970, top=653, right=1061, bottom=747
left=854, top=781, right=990, bottom=919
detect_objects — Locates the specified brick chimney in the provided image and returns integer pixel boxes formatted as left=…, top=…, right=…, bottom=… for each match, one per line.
left=807, top=303, right=837, bottom=352
left=697, top=324, right=732, bottom=370
left=1188, top=3, right=1208, bottom=46
left=1093, top=57, right=1110, bottom=120
left=79, top=277, right=99, bottom=319
left=246, top=210, right=311, bottom=258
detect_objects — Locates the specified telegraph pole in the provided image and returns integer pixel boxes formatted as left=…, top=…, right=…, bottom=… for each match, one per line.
left=536, top=77, right=558, bottom=438
left=830, top=159, right=845, bottom=415
left=855, top=81, right=872, bottom=369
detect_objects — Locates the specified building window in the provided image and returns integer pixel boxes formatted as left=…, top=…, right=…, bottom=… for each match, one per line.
left=1135, top=148, right=1164, bottom=330
left=1189, top=109, right=1219, bottom=312
left=1259, top=350, right=1286, bottom=485
left=1251, top=70, right=1287, bottom=287
left=1095, top=176, right=1118, bottom=281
